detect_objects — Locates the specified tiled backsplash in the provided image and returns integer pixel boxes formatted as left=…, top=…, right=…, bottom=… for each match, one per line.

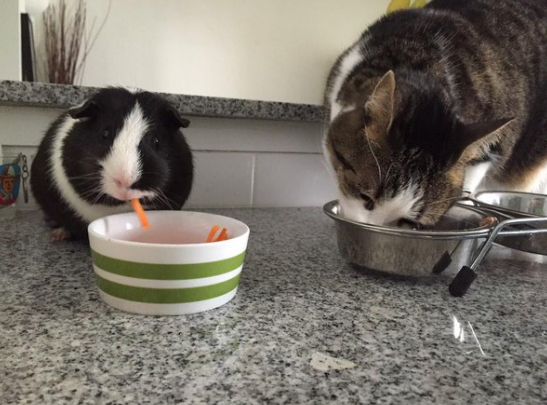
left=253, top=153, right=336, bottom=207
left=187, top=151, right=255, bottom=207
left=0, top=106, right=338, bottom=209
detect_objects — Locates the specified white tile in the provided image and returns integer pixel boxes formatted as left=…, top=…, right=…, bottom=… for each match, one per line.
left=185, top=151, right=254, bottom=208
left=253, top=153, right=337, bottom=207
left=0, top=106, right=63, bottom=146
left=184, top=117, right=324, bottom=154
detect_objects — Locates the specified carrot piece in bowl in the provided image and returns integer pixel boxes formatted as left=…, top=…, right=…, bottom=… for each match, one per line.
left=206, top=225, right=229, bottom=242
left=206, top=225, right=221, bottom=242
left=215, top=228, right=228, bottom=242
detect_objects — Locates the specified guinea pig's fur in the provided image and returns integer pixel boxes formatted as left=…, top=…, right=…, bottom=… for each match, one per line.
left=30, top=87, right=194, bottom=240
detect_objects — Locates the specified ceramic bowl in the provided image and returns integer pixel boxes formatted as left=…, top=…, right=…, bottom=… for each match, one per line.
left=88, top=211, right=250, bottom=315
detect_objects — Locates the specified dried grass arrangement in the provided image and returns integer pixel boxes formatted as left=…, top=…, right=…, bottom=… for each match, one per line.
left=43, top=0, right=110, bottom=85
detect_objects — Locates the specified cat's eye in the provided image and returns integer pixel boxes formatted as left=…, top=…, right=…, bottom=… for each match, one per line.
left=333, top=149, right=354, bottom=172
left=360, top=193, right=375, bottom=210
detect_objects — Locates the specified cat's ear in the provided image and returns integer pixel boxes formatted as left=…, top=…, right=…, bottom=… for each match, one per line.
left=364, top=70, right=396, bottom=141
left=458, top=117, right=514, bottom=152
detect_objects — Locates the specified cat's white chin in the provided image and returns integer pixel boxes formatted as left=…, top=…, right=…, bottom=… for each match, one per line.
left=339, top=196, right=395, bottom=226
left=339, top=187, right=421, bottom=226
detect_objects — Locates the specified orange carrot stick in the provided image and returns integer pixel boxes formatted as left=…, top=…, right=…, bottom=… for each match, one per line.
left=215, top=228, right=228, bottom=242
left=206, top=225, right=220, bottom=243
left=131, top=199, right=150, bottom=230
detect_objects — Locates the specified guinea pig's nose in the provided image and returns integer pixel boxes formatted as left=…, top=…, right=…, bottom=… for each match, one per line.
left=114, top=178, right=131, bottom=189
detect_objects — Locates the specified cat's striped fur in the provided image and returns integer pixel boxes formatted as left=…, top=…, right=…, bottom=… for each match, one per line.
left=324, top=0, right=547, bottom=226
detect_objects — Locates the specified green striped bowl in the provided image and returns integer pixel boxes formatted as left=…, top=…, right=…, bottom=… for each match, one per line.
left=88, top=210, right=250, bottom=315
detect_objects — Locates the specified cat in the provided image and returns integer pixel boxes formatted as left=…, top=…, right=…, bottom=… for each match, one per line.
left=323, top=0, right=547, bottom=226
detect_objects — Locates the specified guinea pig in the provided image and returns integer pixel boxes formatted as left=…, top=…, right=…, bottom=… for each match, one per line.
left=30, top=87, right=194, bottom=240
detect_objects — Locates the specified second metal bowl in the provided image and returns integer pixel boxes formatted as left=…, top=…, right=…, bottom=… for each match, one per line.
left=470, top=191, right=547, bottom=255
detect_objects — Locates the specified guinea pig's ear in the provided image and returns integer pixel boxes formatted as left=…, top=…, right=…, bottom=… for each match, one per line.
left=68, top=99, right=99, bottom=120
left=165, top=106, right=190, bottom=128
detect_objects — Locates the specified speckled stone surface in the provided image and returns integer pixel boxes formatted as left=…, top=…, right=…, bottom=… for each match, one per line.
left=0, top=80, right=324, bottom=122
left=1, top=209, right=546, bottom=405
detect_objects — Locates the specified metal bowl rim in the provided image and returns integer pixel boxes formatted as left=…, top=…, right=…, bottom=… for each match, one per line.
left=323, top=200, right=496, bottom=240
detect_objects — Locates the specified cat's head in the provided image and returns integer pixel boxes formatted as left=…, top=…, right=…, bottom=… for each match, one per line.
left=326, top=70, right=510, bottom=226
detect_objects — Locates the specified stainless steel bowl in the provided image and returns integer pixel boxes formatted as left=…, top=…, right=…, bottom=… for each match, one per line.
left=323, top=200, right=497, bottom=277
left=474, top=191, right=547, bottom=218
left=471, top=191, right=547, bottom=255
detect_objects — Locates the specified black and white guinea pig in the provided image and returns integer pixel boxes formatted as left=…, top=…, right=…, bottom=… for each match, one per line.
left=30, top=87, right=194, bottom=240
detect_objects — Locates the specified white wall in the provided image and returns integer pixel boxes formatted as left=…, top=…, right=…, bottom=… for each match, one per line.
left=0, top=0, right=22, bottom=81
left=30, top=0, right=388, bottom=104
left=0, top=106, right=337, bottom=210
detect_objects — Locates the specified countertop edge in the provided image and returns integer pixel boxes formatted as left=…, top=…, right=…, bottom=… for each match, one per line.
left=0, top=80, right=325, bottom=123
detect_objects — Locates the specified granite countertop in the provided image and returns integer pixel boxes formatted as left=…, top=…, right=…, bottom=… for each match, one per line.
left=0, top=80, right=324, bottom=122
left=1, top=209, right=546, bottom=404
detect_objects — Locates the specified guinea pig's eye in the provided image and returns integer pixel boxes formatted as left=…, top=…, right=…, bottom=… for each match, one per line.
left=153, top=136, right=160, bottom=148
left=102, top=129, right=110, bottom=140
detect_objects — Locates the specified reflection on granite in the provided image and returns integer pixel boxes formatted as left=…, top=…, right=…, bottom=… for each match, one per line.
left=0, top=80, right=324, bottom=122
left=1, top=209, right=546, bottom=404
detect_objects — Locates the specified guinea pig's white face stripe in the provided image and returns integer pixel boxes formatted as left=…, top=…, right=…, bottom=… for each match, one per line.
left=102, top=102, right=147, bottom=186
left=100, top=102, right=157, bottom=201
left=49, top=115, right=132, bottom=222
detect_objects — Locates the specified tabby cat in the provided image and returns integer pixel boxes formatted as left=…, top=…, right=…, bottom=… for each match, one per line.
left=324, top=0, right=547, bottom=226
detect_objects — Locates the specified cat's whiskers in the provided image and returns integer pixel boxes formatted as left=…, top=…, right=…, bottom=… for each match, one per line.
left=427, top=195, right=465, bottom=207
left=365, top=134, right=382, bottom=183
left=384, top=162, right=395, bottom=184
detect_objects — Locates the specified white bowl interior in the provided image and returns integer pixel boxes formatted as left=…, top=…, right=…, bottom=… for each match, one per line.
left=89, top=210, right=248, bottom=245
